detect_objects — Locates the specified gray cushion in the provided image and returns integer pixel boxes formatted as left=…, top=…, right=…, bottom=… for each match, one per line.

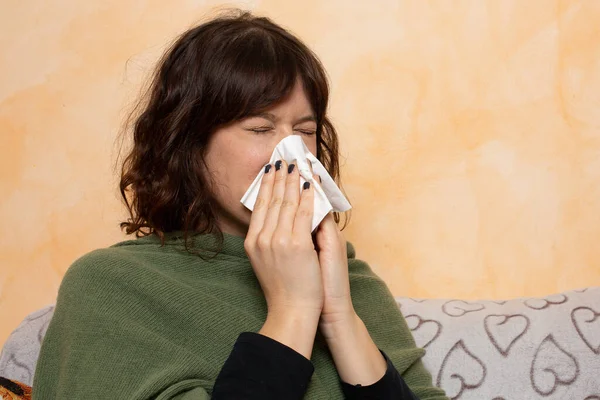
left=0, top=305, right=54, bottom=385
left=396, top=286, right=600, bottom=399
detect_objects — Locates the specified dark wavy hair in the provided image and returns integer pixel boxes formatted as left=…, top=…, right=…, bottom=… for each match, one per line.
left=119, top=9, right=351, bottom=255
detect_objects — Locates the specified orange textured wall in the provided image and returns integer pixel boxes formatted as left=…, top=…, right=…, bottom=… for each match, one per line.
left=2, top=0, right=600, bottom=345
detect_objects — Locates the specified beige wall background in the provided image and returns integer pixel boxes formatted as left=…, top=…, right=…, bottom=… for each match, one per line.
left=2, top=0, right=600, bottom=345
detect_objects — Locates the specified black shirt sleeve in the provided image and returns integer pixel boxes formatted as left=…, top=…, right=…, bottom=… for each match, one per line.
left=340, top=348, right=420, bottom=400
left=212, top=332, right=314, bottom=400
left=212, top=332, right=418, bottom=400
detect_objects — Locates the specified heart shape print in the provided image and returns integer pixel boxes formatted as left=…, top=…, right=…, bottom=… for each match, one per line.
left=442, top=300, right=485, bottom=317
left=571, top=306, right=600, bottom=355
left=531, top=334, right=579, bottom=396
left=484, top=314, right=530, bottom=357
left=437, top=340, right=486, bottom=399
left=405, top=314, right=442, bottom=349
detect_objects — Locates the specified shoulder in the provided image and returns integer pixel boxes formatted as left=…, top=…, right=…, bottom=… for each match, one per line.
left=58, top=236, right=199, bottom=300
left=67, top=245, right=140, bottom=274
left=59, top=240, right=162, bottom=296
left=63, top=235, right=176, bottom=280
left=55, top=243, right=181, bottom=320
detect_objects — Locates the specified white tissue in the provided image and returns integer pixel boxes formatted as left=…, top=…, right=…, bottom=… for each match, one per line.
left=240, top=135, right=352, bottom=232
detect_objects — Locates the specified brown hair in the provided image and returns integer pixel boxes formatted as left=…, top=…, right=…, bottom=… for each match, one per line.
left=119, top=9, right=350, bottom=255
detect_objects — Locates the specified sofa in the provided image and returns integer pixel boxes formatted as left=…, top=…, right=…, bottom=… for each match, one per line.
left=1, top=287, right=599, bottom=399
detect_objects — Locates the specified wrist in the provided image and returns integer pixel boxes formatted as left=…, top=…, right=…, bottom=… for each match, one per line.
left=259, top=310, right=320, bottom=360
left=319, top=313, right=388, bottom=385
left=318, top=310, right=361, bottom=341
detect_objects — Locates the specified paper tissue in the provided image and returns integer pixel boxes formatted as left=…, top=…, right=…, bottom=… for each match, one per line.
left=240, top=135, right=351, bottom=232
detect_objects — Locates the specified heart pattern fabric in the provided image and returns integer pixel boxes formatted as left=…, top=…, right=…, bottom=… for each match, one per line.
left=436, top=340, right=486, bottom=398
left=484, top=314, right=529, bottom=357
left=405, top=314, right=442, bottom=349
left=531, top=334, right=579, bottom=396
left=571, top=306, right=600, bottom=355
left=396, top=287, right=600, bottom=399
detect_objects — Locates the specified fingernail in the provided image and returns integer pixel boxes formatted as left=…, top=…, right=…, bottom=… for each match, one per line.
left=275, top=160, right=282, bottom=171
left=319, top=175, right=322, bottom=183
left=303, top=181, right=310, bottom=190
left=265, top=164, right=272, bottom=174
left=288, top=164, right=295, bottom=174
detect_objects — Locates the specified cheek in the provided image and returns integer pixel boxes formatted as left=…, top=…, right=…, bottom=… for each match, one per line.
left=219, top=145, right=270, bottom=203
left=305, top=136, right=318, bottom=157
left=243, top=148, right=270, bottom=184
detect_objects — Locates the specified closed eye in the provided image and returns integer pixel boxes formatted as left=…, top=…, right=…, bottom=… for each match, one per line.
left=247, top=127, right=316, bottom=135
left=246, top=126, right=273, bottom=133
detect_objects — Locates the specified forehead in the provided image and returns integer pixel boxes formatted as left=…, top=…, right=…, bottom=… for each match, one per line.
left=266, top=80, right=314, bottom=115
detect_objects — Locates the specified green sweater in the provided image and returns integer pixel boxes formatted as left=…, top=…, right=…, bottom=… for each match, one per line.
left=32, top=232, right=448, bottom=399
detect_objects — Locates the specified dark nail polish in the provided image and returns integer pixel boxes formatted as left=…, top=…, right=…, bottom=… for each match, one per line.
left=264, top=164, right=272, bottom=174
left=319, top=175, right=322, bottom=183
left=275, top=160, right=282, bottom=171
left=303, top=181, right=310, bottom=190
left=288, top=164, right=295, bottom=174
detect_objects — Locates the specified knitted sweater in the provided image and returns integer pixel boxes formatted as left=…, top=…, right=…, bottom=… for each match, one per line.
left=32, top=232, right=448, bottom=399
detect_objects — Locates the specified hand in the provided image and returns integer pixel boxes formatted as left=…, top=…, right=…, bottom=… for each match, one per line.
left=312, top=193, right=356, bottom=332
left=244, top=159, right=324, bottom=318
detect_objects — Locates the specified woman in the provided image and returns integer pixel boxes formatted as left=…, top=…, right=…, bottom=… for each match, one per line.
left=32, top=10, right=449, bottom=400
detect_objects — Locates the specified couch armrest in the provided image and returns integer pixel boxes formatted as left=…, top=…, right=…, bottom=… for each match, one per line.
left=0, top=305, right=55, bottom=386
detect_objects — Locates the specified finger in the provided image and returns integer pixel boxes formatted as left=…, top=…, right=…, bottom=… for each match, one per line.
left=262, top=159, right=288, bottom=236
left=308, top=161, right=315, bottom=182
left=310, top=173, right=324, bottom=240
left=318, top=212, right=345, bottom=252
left=275, top=159, right=300, bottom=234
left=319, top=211, right=337, bottom=233
left=323, top=211, right=346, bottom=252
left=312, top=173, right=322, bottom=186
left=247, top=163, right=276, bottom=238
left=293, top=176, right=314, bottom=236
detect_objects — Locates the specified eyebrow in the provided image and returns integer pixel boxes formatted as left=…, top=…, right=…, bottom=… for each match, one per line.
left=253, top=112, right=316, bottom=124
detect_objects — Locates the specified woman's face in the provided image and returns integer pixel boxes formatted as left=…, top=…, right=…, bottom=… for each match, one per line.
left=203, top=80, right=318, bottom=237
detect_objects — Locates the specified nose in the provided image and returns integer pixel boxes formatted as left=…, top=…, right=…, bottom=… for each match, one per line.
left=275, top=126, right=295, bottom=140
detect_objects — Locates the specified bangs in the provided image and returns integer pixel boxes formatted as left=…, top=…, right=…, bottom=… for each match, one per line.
left=208, top=29, right=317, bottom=123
